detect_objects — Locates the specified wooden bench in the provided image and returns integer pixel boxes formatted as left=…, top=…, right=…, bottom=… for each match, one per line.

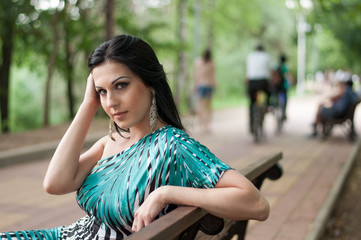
left=128, top=152, right=283, bottom=240
left=322, top=101, right=359, bottom=141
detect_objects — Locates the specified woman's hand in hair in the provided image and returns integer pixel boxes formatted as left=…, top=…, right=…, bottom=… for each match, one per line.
left=83, top=73, right=101, bottom=110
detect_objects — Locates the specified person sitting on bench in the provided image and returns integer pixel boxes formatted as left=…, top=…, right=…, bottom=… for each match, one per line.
left=309, top=72, right=360, bottom=138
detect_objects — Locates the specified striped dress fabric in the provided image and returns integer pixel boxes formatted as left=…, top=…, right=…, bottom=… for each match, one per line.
left=1, top=126, right=232, bottom=239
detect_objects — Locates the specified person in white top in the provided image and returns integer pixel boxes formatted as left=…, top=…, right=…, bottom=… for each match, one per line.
left=245, top=44, right=272, bottom=133
left=194, top=48, right=216, bottom=134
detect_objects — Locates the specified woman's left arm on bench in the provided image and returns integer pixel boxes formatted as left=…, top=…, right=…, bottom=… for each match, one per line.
left=132, top=169, right=270, bottom=232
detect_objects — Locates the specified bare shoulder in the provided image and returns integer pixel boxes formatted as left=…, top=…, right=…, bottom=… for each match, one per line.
left=96, top=135, right=109, bottom=146
left=80, top=135, right=107, bottom=163
left=101, top=134, right=130, bottom=159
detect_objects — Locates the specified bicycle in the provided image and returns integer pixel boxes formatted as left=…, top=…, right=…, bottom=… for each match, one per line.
left=251, top=90, right=268, bottom=143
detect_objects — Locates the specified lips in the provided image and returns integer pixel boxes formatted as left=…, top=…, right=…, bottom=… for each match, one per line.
left=113, top=111, right=127, bottom=120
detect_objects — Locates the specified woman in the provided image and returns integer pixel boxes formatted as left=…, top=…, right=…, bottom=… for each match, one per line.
left=194, top=49, right=216, bottom=134
left=1, top=35, right=269, bottom=239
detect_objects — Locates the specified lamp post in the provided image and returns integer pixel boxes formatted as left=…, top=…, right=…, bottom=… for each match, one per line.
left=297, top=12, right=306, bottom=95
left=286, top=0, right=313, bottom=95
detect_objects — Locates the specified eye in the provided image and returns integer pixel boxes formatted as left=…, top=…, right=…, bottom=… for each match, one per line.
left=97, top=89, right=107, bottom=95
left=116, top=82, right=129, bottom=89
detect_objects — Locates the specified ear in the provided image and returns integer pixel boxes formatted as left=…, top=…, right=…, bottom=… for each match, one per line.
left=149, top=88, right=155, bottom=96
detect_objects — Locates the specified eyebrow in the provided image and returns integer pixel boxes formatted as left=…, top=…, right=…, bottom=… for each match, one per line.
left=111, top=76, right=130, bottom=84
left=95, top=76, right=131, bottom=89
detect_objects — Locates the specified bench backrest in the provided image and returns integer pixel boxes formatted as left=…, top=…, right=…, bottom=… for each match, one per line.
left=325, top=101, right=359, bottom=124
left=127, top=152, right=283, bottom=240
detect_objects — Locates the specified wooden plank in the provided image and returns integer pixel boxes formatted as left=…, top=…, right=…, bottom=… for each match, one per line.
left=128, top=207, right=207, bottom=240
left=240, top=152, right=282, bottom=181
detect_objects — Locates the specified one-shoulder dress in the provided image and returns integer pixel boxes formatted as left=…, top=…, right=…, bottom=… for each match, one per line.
left=1, top=126, right=232, bottom=240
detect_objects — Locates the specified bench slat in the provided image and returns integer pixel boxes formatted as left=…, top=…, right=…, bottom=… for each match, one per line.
left=239, top=152, right=282, bottom=181
left=128, top=207, right=207, bottom=240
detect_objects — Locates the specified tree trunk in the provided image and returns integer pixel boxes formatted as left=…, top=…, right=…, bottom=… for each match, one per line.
left=105, top=0, right=115, bottom=40
left=65, top=37, right=75, bottom=119
left=64, top=1, right=75, bottom=119
left=206, top=0, right=215, bottom=49
left=174, top=0, right=187, bottom=106
left=0, top=0, right=15, bottom=133
left=43, top=11, right=61, bottom=127
left=193, top=0, right=201, bottom=60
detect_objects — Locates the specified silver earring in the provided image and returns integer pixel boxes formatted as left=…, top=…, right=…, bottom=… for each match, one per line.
left=108, top=119, right=115, bottom=141
left=149, top=90, right=158, bottom=132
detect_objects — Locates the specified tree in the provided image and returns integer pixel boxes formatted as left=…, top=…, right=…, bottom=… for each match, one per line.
left=0, top=0, right=35, bottom=133
left=313, top=0, right=361, bottom=72
left=206, top=0, right=215, bottom=49
left=58, top=0, right=104, bottom=121
left=0, top=0, right=15, bottom=132
left=63, top=1, right=76, bottom=120
left=43, top=10, right=61, bottom=127
left=105, top=0, right=115, bottom=40
left=174, top=0, right=187, bottom=106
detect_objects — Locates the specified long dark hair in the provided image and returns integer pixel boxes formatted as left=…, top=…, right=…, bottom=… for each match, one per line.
left=88, top=34, right=185, bottom=132
left=203, top=49, right=212, bottom=62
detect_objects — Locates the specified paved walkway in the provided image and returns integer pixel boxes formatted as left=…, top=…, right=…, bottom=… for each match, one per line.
left=0, top=94, right=360, bottom=240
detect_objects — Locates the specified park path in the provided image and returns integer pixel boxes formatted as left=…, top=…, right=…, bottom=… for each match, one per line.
left=0, top=93, right=360, bottom=240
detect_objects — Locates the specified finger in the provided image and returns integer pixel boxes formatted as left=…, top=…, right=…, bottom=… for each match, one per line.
left=132, top=211, right=145, bottom=232
left=132, top=219, right=139, bottom=232
left=131, top=223, right=136, bottom=232
left=133, top=218, right=145, bottom=232
left=132, top=212, right=139, bottom=232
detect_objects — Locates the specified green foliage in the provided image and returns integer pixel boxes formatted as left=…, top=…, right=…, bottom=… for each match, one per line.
left=312, top=0, right=361, bottom=73
left=7, top=0, right=355, bottom=133
left=9, top=66, right=44, bottom=132
left=312, top=28, right=348, bottom=71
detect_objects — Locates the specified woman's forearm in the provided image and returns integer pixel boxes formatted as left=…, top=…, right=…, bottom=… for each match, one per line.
left=162, top=185, right=269, bottom=221
left=43, top=102, right=98, bottom=194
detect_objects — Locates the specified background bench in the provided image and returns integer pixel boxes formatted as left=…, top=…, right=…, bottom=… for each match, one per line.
left=128, top=152, right=283, bottom=240
left=322, top=101, right=360, bottom=141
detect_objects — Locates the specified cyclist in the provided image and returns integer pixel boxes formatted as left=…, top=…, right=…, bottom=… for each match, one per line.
left=246, top=44, right=272, bottom=133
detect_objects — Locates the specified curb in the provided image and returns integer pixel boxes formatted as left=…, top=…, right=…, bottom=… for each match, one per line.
left=304, top=137, right=361, bottom=240
left=0, top=114, right=194, bottom=168
left=0, top=133, right=104, bottom=168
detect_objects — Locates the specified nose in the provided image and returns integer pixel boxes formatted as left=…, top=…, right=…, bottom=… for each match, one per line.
left=106, top=91, right=118, bottom=109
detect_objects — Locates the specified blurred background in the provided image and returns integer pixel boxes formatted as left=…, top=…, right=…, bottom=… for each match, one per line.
left=0, top=0, right=360, bottom=133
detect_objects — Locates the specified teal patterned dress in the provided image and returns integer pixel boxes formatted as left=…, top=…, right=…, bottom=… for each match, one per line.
left=1, top=126, right=232, bottom=239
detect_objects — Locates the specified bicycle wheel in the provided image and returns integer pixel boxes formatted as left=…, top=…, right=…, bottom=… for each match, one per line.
left=252, top=105, right=263, bottom=142
left=275, top=106, right=283, bottom=133
left=275, top=92, right=286, bottom=133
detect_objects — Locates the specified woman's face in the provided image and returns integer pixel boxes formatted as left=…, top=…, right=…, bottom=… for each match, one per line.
left=92, top=61, right=152, bottom=131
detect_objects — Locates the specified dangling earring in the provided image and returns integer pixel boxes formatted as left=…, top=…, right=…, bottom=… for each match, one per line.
left=108, top=119, right=116, bottom=141
left=149, top=90, right=158, bottom=132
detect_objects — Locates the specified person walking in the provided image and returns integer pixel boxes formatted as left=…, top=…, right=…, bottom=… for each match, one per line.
left=194, top=48, right=216, bottom=134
